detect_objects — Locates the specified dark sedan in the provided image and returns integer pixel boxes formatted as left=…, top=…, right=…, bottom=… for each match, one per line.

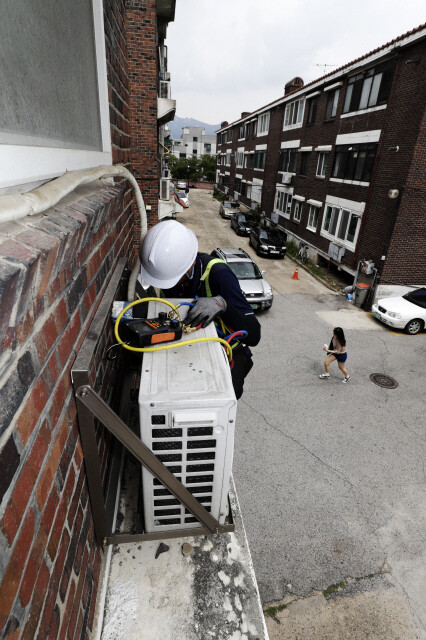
left=230, top=213, right=255, bottom=236
left=249, top=227, right=287, bottom=258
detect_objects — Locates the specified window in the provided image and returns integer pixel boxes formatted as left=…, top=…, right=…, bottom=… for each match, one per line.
left=300, top=152, right=310, bottom=176
left=275, top=190, right=293, bottom=215
left=225, top=151, right=232, bottom=165
left=293, top=201, right=302, bottom=222
left=179, top=153, right=186, bottom=158
left=322, top=205, right=360, bottom=245
left=0, top=0, right=112, bottom=192
left=331, top=143, right=377, bottom=182
left=283, top=98, right=305, bottom=129
left=226, top=130, right=233, bottom=142
left=193, top=136, right=198, bottom=141
left=239, top=124, right=246, bottom=139
left=316, top=152, right=329, bottom=177
left=234, top=178, right=241, bottom=193
left=236, top=150, right=244, bottom=167
left=252, top=121, right=257, bottom=137
left=307, top=205, right=319, bottom=231
left=193, top=149, right=197, bottom=155
left=307, top=96, right=318, bottom=124
left=245, top=154, right=254, bottom=169
left=257, top=113, right=270, bottom=135
left=279, top=148, right=298, bottom=173
left=343, top=60, right=395, bottom=114
left=246, top=184, right=252, bottom=199
left=204, top=143, right=211, bottom=152
left=325, top=89, right=340, bottom=119
left=254, top=150, right=266, bottom=170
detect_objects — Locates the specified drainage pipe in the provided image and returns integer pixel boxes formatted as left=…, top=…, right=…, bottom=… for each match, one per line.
left=0, top=165, right=146, bottom=299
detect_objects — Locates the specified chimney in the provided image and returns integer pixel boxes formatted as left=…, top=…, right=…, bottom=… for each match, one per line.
left=241, top=112, right=250, bottom=119
left=220, top=121, right=228, bottom=128
left=284, top=77, right=304, bottom=95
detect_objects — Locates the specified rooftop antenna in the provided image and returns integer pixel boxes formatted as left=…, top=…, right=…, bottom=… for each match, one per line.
left=316, top=63, right=338, bottom=75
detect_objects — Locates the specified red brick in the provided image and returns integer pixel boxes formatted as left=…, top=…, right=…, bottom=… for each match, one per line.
left=0, top=509, right=35, bottom=628
left=19, top=525, right=48, bottom=607
left=58, top=578, right=76, bottom=640
left=20, top=561, right=50, bottom=640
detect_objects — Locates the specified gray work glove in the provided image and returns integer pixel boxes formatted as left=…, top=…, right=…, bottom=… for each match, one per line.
left=185, top=296, right=227, bottom=328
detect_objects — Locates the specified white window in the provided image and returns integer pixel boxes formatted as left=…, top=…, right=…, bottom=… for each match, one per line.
left=225, top=151, right=232, bottom=166
left=0, top=0, right=112, bottom=192
left=257, top=112, right=270, bottom=136
left=316, top=152, right=329, bottom=177
left=246, top=184, right=252, bottom=199
left=321, top=204, right=361, bottom=248
left=275, top=189, right=293, bottom=217
left=293, top=201, right=302, bottom=222
left=238, top=124, right=246, bottom=139
left=307, top=205, right=320, bottom=231
left=283, top=98, right=305, bottom=130
left=236, top=149, right=244, bottom=168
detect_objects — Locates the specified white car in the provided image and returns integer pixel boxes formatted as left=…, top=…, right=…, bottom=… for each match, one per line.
left=177, top=180, right=187, bottom=189
left=371, top=288, right=426, bottom=335
left=176, top=191, right=189, bottom=208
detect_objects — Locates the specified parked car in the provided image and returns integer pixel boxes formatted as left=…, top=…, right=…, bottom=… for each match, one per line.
left=230, top=212, right=255, bottom=236
left=172, top=191, right=189, bottom=208
left=177, top=180, right=187, bottom=189
left=211, top=247, right=273, bottom=311
left=249, top=226, right=286, bottom=258
left=219, top=201, right=240, bottom=219
left=371, top=288, right=426, bottom=334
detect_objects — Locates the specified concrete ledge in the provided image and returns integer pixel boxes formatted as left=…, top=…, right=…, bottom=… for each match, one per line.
left=100, top=477, right=268, bottom=640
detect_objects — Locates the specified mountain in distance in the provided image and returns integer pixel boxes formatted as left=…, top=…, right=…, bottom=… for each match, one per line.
left=168, top=115, right=220, bottom=139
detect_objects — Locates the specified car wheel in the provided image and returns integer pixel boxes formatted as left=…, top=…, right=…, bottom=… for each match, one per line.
left=404, top=319, right=424, bottom=335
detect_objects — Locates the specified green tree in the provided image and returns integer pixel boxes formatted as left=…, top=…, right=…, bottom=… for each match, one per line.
left=199, top=154, right=216, bottom=181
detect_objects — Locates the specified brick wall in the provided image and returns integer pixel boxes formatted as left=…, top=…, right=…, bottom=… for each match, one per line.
left=126, top=0, right=160, bottom=249
left=0, top=184, right=133, bottom=639
left=0, top=0, right=165, bottom=636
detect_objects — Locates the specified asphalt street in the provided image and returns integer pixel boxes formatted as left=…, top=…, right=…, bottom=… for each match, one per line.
left=179, top=189, right=426, bottom=639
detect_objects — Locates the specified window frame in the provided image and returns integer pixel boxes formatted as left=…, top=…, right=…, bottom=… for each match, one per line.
left=293, top=200, right=302, bottom=222
left=342, top=60, right=395, bottom=115
left=279, top=148, right=298, bottom=174
left=306, top=204, right=320, bottom=231
left=331, top=143, right=377, bottom=183
left=283, top=98, right=305, bottom=130
left=306, top=96, right=318, bottom=124
left=316, top=152, right=329, bottom=178
left=299, top=151, right=310, bottom=176
left=325, top=88, right=340, bottom=119
left=257, top=112, right=270, bottom=136
left=274, top=187, right=293, bottom=219
left=320, top=203, right=362, bottom=249
left=0, top=0, right=112, bottom=193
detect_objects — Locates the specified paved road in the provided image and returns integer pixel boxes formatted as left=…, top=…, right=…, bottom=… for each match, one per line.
left=180, top=190, right=426, bottom=639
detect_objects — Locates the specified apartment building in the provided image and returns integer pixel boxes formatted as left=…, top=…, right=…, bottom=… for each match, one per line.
left=216, top=25, right=426, bottom=299
left=171, top=126, right=217, bottom=159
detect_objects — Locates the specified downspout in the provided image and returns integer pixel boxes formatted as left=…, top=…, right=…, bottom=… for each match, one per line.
left=0, top=165, right=146, bottom=299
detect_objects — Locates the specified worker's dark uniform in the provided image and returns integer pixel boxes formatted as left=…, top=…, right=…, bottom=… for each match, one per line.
left=163, top=252, right=261, bottom=399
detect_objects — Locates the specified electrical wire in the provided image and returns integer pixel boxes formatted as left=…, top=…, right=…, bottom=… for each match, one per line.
left=114, top=298, right=233, bottom=361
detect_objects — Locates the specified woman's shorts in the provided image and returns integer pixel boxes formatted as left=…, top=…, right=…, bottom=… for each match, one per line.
left=335, top=352, right=347, bottom=363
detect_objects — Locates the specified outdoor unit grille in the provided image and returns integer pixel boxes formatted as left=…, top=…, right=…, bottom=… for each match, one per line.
left=139, top=300, right=237, bottom=533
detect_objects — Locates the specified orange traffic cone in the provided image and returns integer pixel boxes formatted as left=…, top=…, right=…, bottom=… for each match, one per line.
left=291, top=266, right=299, bottom=280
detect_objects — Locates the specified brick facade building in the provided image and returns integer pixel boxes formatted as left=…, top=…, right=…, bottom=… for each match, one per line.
left=216, top=25, right=426, bottom=299
left=0, top=1, right=176, bottom=638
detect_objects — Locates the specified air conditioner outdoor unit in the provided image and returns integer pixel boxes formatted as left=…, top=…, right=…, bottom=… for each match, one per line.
left=328, top=242, right=345, bottom=262
left=282, top=172, right=292, bottom=185
left=160, top=178, right=170, bottom=201
left=138, top=300, right=236, bottom=533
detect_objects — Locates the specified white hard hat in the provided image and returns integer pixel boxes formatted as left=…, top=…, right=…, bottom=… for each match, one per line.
left=140, top=220, right=198, bottom=289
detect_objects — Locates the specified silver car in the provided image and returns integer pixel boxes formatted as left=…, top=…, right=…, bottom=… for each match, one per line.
left=211, top=248, right=273, bottom=311
left=219, top=201, right=241, bottom=219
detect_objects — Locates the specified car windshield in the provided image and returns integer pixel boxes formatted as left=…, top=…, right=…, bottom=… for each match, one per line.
left=403, top=288, right=426, bottom=309
left=228, top=261, right=262, bottom=280
left=224, top=202, right=232, bottom=208
left=177, top=192, right=186, bottom=198
left=267, top=231, right=283, bottom=244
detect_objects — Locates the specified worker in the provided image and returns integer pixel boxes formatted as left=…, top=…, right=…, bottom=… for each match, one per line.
left=139, top=220, right=261, bottom=399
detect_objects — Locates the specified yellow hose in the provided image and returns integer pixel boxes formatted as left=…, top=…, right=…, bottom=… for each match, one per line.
left=113, top=298, right=233, bottom=361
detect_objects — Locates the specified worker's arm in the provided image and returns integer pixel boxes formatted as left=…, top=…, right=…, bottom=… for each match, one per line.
left=209, top=265, right=261, bottom=346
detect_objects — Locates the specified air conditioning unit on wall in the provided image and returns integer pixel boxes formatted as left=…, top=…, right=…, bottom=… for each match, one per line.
left=138, top=300, right=236, bottom=533
left=160, top=178, right=170, bottom=200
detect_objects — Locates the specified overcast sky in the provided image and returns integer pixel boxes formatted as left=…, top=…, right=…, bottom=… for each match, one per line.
left=167, top=0, right=424, bottom=125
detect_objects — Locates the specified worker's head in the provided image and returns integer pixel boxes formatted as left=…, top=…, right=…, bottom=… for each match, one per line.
left=139, top=220, right=198, bottom=289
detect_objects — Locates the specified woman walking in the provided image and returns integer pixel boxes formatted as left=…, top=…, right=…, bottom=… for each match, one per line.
left=319, top=327, right=351, bottom=383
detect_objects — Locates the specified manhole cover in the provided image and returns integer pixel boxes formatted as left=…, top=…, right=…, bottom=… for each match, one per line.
left=370, top=373, right=399, bottom=389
